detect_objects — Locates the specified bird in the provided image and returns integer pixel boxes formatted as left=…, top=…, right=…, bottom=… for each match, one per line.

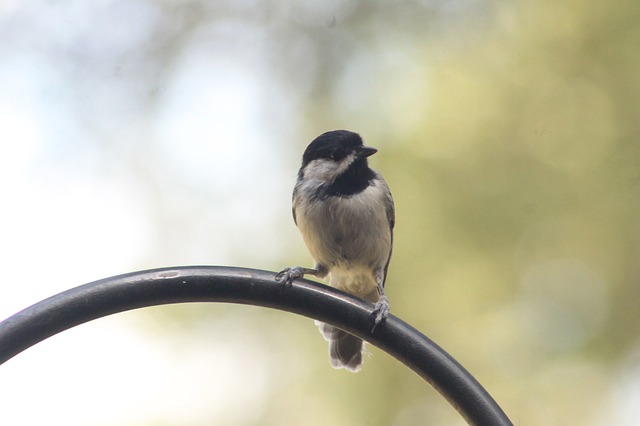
left=276, top=130, right=395, bottom=372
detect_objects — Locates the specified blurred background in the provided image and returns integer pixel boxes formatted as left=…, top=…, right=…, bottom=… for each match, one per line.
left=0, top=0, right=639, bottom=425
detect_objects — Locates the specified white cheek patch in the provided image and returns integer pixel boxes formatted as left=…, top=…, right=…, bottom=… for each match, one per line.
left=304, top=154, right=356, bottom=182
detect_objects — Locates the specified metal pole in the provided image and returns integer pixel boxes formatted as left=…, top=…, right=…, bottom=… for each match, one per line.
left=0, top=266, right=512, bottom=426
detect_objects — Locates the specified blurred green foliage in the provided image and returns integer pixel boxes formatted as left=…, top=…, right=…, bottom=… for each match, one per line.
left=146, top=0, right=640, bottom=424
left=266, top=1, right=639, bottom=424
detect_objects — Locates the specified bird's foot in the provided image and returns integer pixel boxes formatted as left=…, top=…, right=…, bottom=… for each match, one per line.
left=275, top=266, right=306, bottom=286
left=371, top=296, right=390, bottom=332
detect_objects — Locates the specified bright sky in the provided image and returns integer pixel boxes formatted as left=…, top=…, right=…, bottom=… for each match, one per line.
left=0, top=3, right=295, bottom=424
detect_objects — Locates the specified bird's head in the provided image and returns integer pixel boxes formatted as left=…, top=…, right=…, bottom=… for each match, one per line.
left=299, top=130, right=377, bottom=183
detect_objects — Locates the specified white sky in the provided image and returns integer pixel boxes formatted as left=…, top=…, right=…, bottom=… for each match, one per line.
left=0, top=3, right=296, bottom=424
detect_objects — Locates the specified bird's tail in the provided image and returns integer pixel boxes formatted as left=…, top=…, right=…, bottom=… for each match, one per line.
left=315, top=321, right=364, bottom=372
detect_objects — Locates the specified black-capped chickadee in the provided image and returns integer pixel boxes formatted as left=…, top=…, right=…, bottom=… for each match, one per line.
left=276, top=130, right=395, bottom=372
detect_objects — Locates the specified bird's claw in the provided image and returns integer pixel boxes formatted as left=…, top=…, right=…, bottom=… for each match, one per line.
left=371, top=296, right=390, bottom=332
left=275, top=266, right=304, bottom=286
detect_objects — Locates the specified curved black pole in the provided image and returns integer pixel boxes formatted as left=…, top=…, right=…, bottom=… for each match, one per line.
left=0, top=266, right=512, bottom=426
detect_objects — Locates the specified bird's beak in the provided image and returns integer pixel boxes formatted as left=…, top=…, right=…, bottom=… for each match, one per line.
left=356, top=146, right=377, bottom=158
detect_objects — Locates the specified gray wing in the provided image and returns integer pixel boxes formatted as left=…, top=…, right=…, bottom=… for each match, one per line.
left=292, top=201, right=297, bottom=226
left=292, top=180, right=300, bottom=226
left=381, top=177, right=395, bottom=286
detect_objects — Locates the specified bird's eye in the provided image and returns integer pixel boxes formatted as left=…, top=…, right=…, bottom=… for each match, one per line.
left=330, top=150, right=344, bottom=161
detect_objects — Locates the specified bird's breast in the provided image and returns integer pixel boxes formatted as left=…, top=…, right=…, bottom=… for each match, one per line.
left=295, top=182, right=391, bottom=271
